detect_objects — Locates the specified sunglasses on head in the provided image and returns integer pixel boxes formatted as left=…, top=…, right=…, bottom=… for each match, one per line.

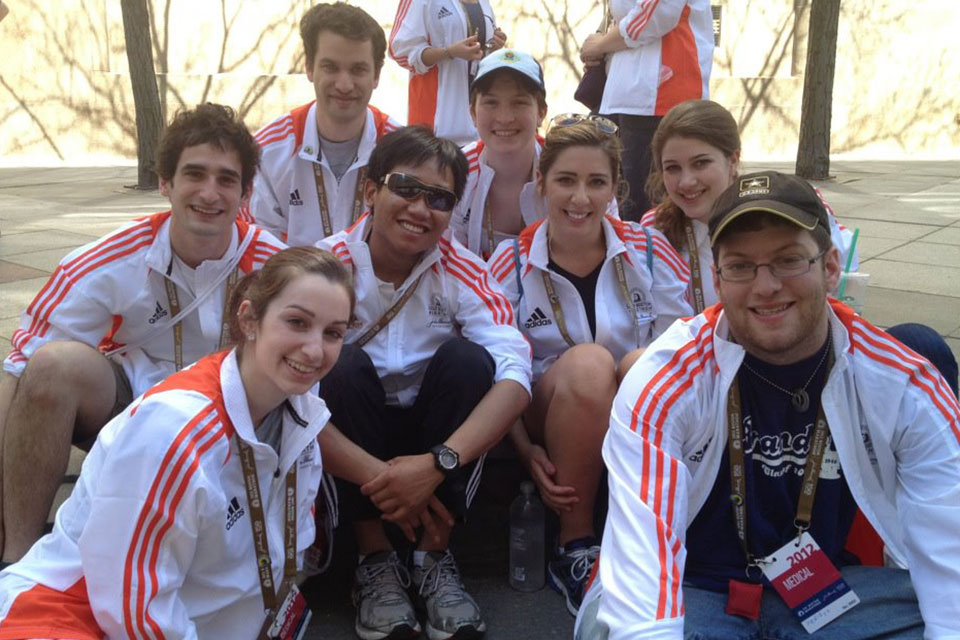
left=547, top=113, right=619, bottom=136
left=380, top=172, right=458, bottom=212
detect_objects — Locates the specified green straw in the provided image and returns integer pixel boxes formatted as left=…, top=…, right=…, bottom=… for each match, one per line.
left=837, top=228, right=860, bottom=300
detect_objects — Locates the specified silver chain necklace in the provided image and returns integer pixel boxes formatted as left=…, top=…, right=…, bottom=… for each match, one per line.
left=740, top=336, right=831, bottom=413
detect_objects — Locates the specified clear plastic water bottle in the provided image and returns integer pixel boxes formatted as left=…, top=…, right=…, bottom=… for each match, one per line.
left=509, top=481, right=545, bottom=591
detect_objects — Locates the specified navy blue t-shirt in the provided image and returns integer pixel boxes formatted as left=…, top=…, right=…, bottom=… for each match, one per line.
left=684, top=339, right=859, bottom=592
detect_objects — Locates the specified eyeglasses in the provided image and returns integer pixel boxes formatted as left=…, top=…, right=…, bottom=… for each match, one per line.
left=380, top=173, right=458, bottom=212
left=547, top=113, right=619, bottom=136
left=716, top=250, right=827, bottom=283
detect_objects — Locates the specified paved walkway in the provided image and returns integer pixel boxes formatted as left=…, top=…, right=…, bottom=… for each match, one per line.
left=0, top=161, right=958, bottom=638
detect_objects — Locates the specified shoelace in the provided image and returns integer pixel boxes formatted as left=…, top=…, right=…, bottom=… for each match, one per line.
left=357, top=555, right=412, bottom=602
left=417, top=552, right=464, bottom=605
left=565, top=545, right=600, bottom=582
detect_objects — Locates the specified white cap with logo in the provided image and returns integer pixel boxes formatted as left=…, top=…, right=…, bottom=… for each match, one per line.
left=471, top=48, right=545, bottom=91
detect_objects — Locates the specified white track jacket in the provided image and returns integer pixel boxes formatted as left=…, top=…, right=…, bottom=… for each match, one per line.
left=488, top=216, right=692, bottom=382
left=601, top=0, right=714, bottom=116
left=248, top=102, right=401, bottom=246
left=3, top=213, right=283, bottom=396
left=589, top=300, right=960, bottom=639
left=389, top=0, right=496, bottom=145
left=319, top=215, right=531, bottom=406
left=0, top=350, right=330, bottom=640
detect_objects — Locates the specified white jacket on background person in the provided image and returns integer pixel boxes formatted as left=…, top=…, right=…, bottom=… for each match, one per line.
left=587, top=301, right=960, bottom=639
left=3, top=212, right=283, bottom=396
left=0, top=350, right=329, bottom=639
left=318, top=214, right=532, bottom=406
left=388, top=0, right=496, bottom=145
left=600, top=0, right=714, bottom=117
left=487, top=215, right=691, bottom=381
left=247, top=102, right=401, bottom=246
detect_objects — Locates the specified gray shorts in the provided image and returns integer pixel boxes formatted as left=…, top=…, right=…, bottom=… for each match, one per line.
left=72, top=359, right=133, bottom=450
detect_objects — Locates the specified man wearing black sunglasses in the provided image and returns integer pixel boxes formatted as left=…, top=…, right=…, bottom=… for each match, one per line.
left=317, top=126, right=531, bottom=640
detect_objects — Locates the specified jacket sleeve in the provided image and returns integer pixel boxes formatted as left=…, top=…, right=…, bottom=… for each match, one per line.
left=646, top=228, right=693, bottom=338
left=3, top=262, right=124, bottom=377
left=389, top=0, right=432, bottom=74
left=248, top=157, right=289, bottom=242
left=597, top=344, right=693, bottom=639
left=618, top=0, right=690, bottom=47
left=447, top=242, right=532, bottom=395
left=890, top=377, right=960, bottom=638
left=78, top=394, right=221, bottom=640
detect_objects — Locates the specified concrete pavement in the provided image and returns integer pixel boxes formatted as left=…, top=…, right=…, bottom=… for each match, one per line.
left=0, top=160, right=958, bottom=638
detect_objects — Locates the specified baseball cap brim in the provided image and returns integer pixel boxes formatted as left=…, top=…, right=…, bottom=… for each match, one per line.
left=709, top=201, right=821, bottom=245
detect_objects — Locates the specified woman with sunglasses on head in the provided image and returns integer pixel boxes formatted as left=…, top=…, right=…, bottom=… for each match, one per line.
left=488, top=116, right=692, bottom=618
left=0, top=247, right=353, bottom=639
left=389, top=0, right=507, bottom=146
left=640, top=99, right=858, bottom=314
left=315, top=125, right=531, bottom=640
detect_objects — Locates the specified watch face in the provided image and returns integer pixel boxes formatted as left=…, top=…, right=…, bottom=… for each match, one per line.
left=438, top=448, right=458, bottom=470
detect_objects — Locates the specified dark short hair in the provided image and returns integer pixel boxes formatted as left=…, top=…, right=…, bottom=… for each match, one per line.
left=710, top=210, right=832, bottom=263
left=366, top=126, right=469, bottom=200
left=157, top=103, right=260, bottom=194
left=469, top=69, right=548, bottom=112
left=300, top=2, right=386, bottom=76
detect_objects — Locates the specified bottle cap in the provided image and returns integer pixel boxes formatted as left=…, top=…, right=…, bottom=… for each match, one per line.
left=520, top=481, right=535, bottom=495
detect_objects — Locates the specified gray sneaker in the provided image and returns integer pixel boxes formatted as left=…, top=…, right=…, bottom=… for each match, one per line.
left=412, top=550, right=486, bottom=640
left=351, top=551, right=421, bottom=640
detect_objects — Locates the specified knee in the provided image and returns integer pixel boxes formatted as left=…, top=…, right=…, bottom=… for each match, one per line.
left=554, top=345, right=617, bottom=406
left=433, top=338, right=495, bottom=383
left=323, top=345, right=377, bottom=389
left=18, top=341, right=98, bottom=402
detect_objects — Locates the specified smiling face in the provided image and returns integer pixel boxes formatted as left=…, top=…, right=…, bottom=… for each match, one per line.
left=470, top=73, right=546, bottom=156
left=239, top=272, right=351, bottom=419
left=538, top=145, right=616, bottom=242
left=661, top=135, right=739, bottom=223
left=161, top=142, right=247, bottom=245
left=713, top=223, right=840, bottom=365
left=306, top=30, right=379, bottom=136
left=366, top=161, right=455, bottom=269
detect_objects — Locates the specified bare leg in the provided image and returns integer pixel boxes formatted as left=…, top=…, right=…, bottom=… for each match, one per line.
left=354, top=519, right=394, bottom=556
left=0, top=372, right=20, bottom=554
left=526, top=345, right=616, bottom=546
left=1, top=342, right=116, bottom=561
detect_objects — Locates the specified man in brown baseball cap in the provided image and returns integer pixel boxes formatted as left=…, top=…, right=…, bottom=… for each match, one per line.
left=575, top=169, right=960, bottom=639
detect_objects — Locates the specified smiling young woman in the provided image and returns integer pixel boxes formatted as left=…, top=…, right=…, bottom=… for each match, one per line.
left=0, top=247, right=355, bottom=639
left=487, top=117, right=692, bottom=617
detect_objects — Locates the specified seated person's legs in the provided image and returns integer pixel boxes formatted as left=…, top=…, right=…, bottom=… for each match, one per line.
left=520, top=344, right=616, bottom=616
left=320, top=338, right=495, bottom=640
left=1, top=341, right=127, bottom=562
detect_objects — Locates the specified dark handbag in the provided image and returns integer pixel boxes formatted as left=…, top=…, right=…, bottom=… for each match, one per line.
left=574, top=4, right=612, bottom=113
left=574, top=64, right=607, bottom=113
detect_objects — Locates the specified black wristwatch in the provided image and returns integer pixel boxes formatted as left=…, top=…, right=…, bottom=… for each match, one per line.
left=430, top=444, right=460, bottom=475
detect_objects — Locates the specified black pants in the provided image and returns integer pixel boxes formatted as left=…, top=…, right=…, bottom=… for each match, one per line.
left=613, top=114, right=662, bottom=221
left=320, top=338, right=495, bottom=523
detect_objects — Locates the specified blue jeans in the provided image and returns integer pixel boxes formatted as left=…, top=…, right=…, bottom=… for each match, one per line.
left=683, top=567, right=923, bottom=640
left=576, top=567, right=923, bottom=640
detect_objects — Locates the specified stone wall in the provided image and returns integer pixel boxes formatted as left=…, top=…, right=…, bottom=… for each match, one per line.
left=0, top=0, right=957, bottom=165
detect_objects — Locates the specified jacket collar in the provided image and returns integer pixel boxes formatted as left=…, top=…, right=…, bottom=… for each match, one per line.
left=526, top=214, right=628, bottom=271
left=298, top=104, right=379, bottom=167
left=146, top=215, right=240, bottom=279
left=343, top=215, right=447, bottom=288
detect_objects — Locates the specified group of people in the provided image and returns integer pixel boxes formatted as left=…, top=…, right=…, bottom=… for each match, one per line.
left=0, top=2, right=957, bottom=640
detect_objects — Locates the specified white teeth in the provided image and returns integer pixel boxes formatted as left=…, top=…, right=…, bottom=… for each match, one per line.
left=191, top=206, right=220, bottom=214
left=285, top=358, right=316, bottom=373
left=493, top=130, right=518, bottom=137
left=754, top=304, right=789, bottom=316
left=566, top=210, right=589, bottom=220
left=399, top=221, right=426, bottom=233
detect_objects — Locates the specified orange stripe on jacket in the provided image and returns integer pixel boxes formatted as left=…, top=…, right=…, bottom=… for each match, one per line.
left=654, top=7, right=703, bottom=115
left=408, top=68, right=440, bottom=131
left=0, top=578, right=104, bottom=640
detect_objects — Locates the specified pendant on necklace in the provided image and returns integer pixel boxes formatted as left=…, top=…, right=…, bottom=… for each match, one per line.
left=791, top=388, right=810, bottom=412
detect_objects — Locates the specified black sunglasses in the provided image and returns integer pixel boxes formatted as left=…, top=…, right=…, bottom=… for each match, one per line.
left=380, top=173, right=458, bottom=212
